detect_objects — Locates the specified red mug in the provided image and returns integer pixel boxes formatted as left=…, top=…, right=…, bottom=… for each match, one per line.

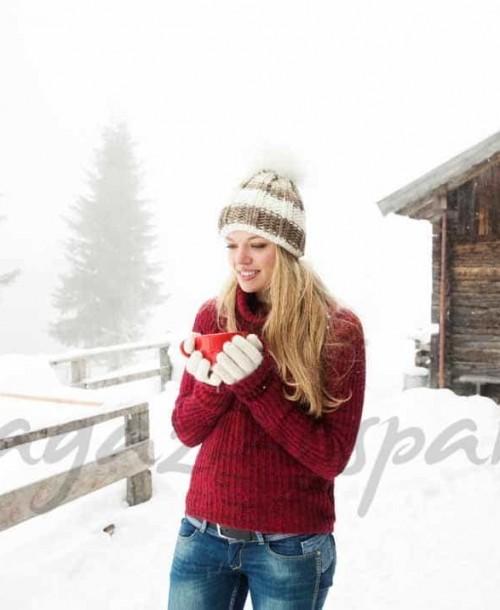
left=180, top=331, right=249, bottom=365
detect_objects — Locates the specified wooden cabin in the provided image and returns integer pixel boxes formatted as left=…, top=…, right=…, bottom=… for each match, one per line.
left=377, top=130, right=500, bottom=403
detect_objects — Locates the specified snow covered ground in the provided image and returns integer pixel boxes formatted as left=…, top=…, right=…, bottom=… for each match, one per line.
left=1, top=351, right=499, bottom=609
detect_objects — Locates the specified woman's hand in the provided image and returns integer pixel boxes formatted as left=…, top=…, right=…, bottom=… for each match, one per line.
left=180, top=332, right=199, bottom=357
left=212, top=334, right=264, bottom=385
left=183, top=333, right=222, bottom=387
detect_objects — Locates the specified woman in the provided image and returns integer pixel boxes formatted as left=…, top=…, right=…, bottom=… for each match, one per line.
left=168, top=169, right=366, bottom=610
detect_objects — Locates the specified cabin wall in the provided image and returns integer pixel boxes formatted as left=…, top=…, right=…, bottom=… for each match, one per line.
left=432, top=165, right=500, bottom=401
left=449, top=239, right=500, bottom=399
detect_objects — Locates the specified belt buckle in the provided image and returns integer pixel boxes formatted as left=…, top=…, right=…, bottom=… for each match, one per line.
left=216, top=523, right=233, bottom=540
left=216, top=523, right=255, bottom=541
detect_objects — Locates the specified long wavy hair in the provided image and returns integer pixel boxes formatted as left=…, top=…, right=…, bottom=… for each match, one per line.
left=216, top=245, right=355, bottom=418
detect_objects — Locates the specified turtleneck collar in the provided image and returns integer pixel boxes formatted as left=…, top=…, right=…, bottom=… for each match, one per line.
left=236, top=285, right=269, bottom=326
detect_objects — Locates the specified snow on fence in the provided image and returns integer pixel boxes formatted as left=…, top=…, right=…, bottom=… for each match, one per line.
left=49, top=339, right=172, bottom=390
left=0, top=340, right=172, bottom=533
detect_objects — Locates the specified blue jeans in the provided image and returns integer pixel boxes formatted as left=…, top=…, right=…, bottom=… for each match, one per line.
left=168, top=516, right=336, bottom=609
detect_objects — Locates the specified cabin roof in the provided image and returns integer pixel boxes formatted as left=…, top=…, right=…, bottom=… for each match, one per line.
left=376, top=129, right=500, bottom=218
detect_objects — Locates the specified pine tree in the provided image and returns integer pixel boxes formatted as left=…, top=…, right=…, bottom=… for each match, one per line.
left=50, top=123, right=165, bottom=350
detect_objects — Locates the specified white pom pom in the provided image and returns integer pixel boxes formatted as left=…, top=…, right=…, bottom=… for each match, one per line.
left=239, top=145, right=306, bottom=186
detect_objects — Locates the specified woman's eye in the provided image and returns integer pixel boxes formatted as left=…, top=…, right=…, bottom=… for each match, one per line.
left=225, top=243, right=266, bottom=249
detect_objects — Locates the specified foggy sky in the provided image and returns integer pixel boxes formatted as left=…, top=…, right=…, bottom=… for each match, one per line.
left=1, top=0, right=500, bottom=356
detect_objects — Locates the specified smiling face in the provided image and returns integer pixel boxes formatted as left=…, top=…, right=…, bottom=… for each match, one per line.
left=226, top=231, right=277, bottom=299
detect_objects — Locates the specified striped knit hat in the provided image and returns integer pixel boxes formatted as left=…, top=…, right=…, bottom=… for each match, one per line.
left=218, top=169, right=306, bottom=258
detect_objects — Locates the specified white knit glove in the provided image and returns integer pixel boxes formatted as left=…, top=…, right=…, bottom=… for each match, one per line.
left=183, top=333, right=222, bottom=387
left=212, top=334, right=264, bottom=385
left=181, top=332, right=200, bottom=357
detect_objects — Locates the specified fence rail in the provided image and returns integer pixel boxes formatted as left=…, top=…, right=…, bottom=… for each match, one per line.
left=0, top=339, right=172, bottom=532
left=0, top=401, right=154, bottom=532
left=49, top=339, right=172, bottom=390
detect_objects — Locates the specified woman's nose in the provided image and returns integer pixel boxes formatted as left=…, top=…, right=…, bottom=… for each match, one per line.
left=235, top=247, right=252, bottom=264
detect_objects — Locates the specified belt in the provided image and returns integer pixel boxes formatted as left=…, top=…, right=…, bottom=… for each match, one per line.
left=186, top=515, right=295, bottom=542
left=208, top=522, right=259, bottom=541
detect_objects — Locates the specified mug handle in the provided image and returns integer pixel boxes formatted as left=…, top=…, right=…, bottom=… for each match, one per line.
left=180, top=340, right=191, bottom=358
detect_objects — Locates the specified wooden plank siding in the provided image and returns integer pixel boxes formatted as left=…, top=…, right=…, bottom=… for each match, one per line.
left=448, top=239, right=500, bottom=379
left=430, top=178, right=500, bottom=398
left=446, top=171, right=500, bottom=400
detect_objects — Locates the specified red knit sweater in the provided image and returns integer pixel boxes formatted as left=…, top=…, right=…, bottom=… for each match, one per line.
left=172, top=287, right=366, bottom=534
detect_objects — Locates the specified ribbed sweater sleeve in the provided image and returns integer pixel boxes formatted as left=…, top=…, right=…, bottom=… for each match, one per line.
left=171, top=300, right=233, bottom=447
left=229, top=309, right=366, bottom=480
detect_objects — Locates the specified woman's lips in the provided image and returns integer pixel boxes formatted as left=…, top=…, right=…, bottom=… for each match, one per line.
left=238, top=270, right=259, bottom=281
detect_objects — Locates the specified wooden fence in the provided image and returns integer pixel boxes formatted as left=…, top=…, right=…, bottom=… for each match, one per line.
left=0, top=339, right=172, bottom=532
left=0, top=402, right=154, bottom=532
left=49, top=339, right=172, bottom=390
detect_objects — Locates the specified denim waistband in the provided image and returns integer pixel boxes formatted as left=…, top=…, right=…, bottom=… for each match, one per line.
left=185, top=514, right=297, bottom=542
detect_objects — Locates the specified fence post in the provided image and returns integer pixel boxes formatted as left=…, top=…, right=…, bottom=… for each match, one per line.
left=159, top=345, right=172, bottom=391
left=71, top=359, right=87, bottom=387
left=125, top=408, right=153, bottom=506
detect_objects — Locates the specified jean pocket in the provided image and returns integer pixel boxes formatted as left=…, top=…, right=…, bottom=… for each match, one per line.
left=178, top=517, right=199, bottom=540
left=301, top=534, right=336, bottom=574
left=267, top=534, right=319, bottom=559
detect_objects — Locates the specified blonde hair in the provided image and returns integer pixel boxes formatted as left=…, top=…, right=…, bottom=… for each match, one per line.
left=217, top=246, right=355, bottom=418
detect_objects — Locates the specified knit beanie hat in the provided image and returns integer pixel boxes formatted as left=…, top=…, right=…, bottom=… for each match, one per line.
left=218, top=169, right=306, bottom=258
